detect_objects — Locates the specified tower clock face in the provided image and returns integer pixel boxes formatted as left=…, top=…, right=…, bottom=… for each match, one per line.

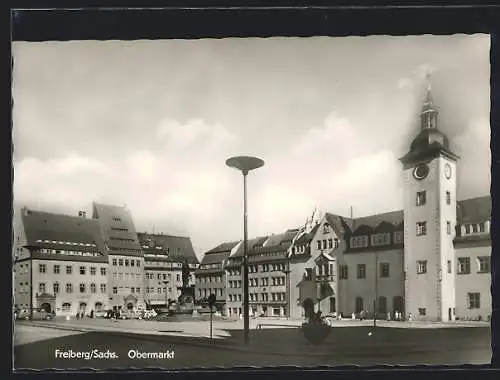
left=444, top=163, right=452, bottom=179
left=413, top=164, right=429, bottom=180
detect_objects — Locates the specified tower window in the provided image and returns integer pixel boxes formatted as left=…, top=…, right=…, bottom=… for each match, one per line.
left=418, top=308, right=426, bottom=316
left=416, top=191, right=426, bottom=206
left=446, top=221, right=451, bottom=235
left=417, top=260, right=427, bottom=274
left=447, top=260, right=452, bottom=273
left=416, top=222, right=427, bottom=236
left=446, top=191, right=451, bottom=205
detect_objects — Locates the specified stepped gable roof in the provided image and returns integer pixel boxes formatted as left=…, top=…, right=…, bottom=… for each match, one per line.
left=294, top=223, right=320, bottom=245
left=324, top=213, right=353, bottom=234
left=21, top=208, right=106, bottom=253
left=138, top=232, right=199, bottom=264
left=457, top=196, right=491, bottom=225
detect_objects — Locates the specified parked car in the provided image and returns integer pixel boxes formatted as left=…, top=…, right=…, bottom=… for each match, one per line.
left=121, top=310, right=141, bottom=320
left=16, top=309, right=55, bottom=321
left=141, top=310, right=157, bottom=319
left=93, top=310, right=108, bottom=318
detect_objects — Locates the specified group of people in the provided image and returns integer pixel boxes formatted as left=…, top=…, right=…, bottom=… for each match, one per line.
left=352, top=310, right=409, bottom=321
left=75, top=309, right=94, bottom=319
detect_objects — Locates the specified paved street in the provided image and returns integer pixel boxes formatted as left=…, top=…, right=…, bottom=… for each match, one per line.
left=14, top=322, right=492, bottom=369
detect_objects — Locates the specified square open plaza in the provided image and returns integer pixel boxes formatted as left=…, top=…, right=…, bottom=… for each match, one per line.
left=13, top=84, right=491, bottom=324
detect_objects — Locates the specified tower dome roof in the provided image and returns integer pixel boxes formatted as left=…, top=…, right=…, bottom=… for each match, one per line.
left=409, top=128, right=450, bottom=153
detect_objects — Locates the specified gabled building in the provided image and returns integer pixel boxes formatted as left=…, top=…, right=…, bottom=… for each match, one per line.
left=286, top=82, right=491, bottom=322
left=138, top=232, right=199, bottom=308
left=454, top=196, right=491, bottom=321
left=195, top=241, right=241, bottom=314
left=92, top=202, right=144, bottom=311
left=14, top=208, right=108, bottom=316
left=225, top=231, right=295, bottom=318
left=336, top=211, right=405, bottom=319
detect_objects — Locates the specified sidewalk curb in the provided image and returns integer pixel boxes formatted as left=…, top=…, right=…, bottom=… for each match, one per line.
left=16, top=322, right=489, bottom=358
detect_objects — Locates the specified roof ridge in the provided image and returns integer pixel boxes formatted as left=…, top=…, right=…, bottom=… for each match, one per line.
left=21, top=208, right=97, bottom=222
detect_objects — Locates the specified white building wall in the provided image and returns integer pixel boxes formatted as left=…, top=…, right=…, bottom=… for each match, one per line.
left=454, top=244, right=491, bottom=321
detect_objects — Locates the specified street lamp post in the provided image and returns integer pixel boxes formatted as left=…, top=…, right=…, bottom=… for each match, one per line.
left=163, top=281, right=169, bottom=310
left=226, top=156, right=265, bottom=345
left=374, top=252, right=379, bottom=328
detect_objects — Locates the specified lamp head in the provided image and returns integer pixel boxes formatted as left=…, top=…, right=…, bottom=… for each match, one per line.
left=226, top=156, right=265, bottom=175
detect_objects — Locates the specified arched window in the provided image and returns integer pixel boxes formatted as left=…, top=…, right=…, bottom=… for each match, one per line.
left=94, top=302, right=103, bottom=312
left=355, top=297, right=364, bottom=313
left=62, top=302, right=71, bottom=312
left=66, top=283, right=73, bottom=293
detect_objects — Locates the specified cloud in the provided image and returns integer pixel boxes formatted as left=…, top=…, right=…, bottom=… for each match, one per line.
left=14, top=118, right=240, bottom=241
left=397, top=63, right=440, bottom=90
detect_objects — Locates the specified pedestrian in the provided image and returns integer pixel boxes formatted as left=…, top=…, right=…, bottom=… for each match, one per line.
left=387, top=312, right=391, bottom=321
left=90, top=309, right=94, bottom=318
left=408, top=312, right=413, bottom=322
left=76, top=312, right=80, bottom=320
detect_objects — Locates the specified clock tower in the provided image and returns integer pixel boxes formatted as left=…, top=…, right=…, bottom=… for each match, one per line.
left=399, top=80, right=459, bottom=321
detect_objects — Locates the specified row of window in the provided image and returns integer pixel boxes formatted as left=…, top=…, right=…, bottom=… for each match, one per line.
left=339, top=263, right=391, bottom=280
left=145, top=287, right=172, bottom=294
left=316, top=263, right=335, bottom=277
left=111, top=286, right=141, bottom=294
left=350, top=232, right=403, bottom=249
left=37, top=248, right=101, bottom=257
left=227, top=270, right=241, bottom=276
left=249, top=263, right=287, bottom=273
left=112, top=273, right=142, bottom=281
left=461, top=223, right=488, bottom=235
left=415, top=190, right=452, bottom=207
left=198, top=275, right=223, bottom=283
left=32, top=282, right=107, bottom=294
left=229, top=294, right=242, bottom=302
left=457, top=257, right=491, bottom=274
left=34, top=239, right=97, bottom=247
left=37, top=264, right=107, bottom=276
left=198, top=288, right=224, bottom=298
left=199, top=263, right=221, bottom=270
left=229, top=280, right=242, bottom=288
left=145, top=273, right=183, bottom=282
left=145, top=261, right=183, bottom=267
left=315, top=238, right=340, bottom=251
left=111, top=258, right=141, bottom=267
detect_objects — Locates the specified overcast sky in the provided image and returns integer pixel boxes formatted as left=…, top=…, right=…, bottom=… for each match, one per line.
left=12, top=35, right=490, bottom=258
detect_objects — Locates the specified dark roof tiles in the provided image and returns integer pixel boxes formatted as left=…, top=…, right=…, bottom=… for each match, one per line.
left=457, top=196, right=491, bottom=224
left=21, top=208, right=106, bottom=253
left=137, top=232, right=199, bottom=264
